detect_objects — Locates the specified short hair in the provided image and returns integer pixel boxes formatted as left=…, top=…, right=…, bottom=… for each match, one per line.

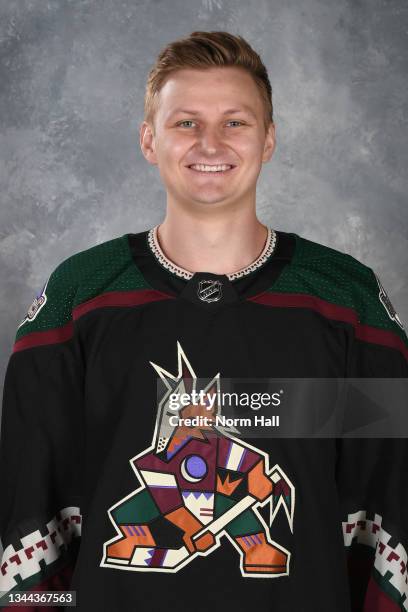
left=144, top=31, right=273, bottom=133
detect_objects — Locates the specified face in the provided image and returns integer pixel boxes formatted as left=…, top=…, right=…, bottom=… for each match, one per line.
left=140, top=66, right=275, bottom=210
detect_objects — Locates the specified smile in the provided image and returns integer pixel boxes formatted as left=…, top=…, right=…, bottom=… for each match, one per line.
left=187, top=164, right=236, bottom=175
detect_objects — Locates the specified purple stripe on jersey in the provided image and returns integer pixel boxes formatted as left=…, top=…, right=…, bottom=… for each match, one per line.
left=237, top=448, right=247, bottom=471
left=225, top=441, right=233, bottom=468
left=150, top=549, right=167, bottom=567
left=160, top=550, right=168, bottom=567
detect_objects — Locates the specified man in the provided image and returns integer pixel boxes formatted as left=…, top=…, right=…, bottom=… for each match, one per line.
left=0, top=31, right=407, bottom=612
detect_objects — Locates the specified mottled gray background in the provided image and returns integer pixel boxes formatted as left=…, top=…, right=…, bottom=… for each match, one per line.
left=1, top=0, right=407, bottom=393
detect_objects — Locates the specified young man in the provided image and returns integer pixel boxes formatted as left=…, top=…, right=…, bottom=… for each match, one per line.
left=0, top=31, right=407, bottom=612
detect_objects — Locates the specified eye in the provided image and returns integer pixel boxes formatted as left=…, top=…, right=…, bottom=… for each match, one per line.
left=177, top=120, right=196, bottom=128
left=176, top=120, right=245, bottom=128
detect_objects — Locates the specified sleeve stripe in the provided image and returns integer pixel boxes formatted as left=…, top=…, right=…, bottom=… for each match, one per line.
left=12, top=289, right=176, bottom=352
left=355, top=323, right=408, bottom=363
left=247, top=291, right=408, bottom=363
left=247, top=291, right=358, bottom=322
left=0, top=561, right=76, bottom=611
left=13, top=321, right=74, bottom=354
left=0, top=507, right=81, bottom=605
left=72, top=288, right=175, bottom=321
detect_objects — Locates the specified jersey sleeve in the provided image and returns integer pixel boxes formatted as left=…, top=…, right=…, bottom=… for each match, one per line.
left=336, top=265, right=408, bottom=611
left=0, top=260, right=83, bottom=609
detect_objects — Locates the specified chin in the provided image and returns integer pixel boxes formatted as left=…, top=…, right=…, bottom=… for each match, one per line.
left=183, top=188, right=235, bottom=202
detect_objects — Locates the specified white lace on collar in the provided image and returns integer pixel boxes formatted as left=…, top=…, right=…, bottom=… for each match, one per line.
left=147, top=225, right=277, bottom=281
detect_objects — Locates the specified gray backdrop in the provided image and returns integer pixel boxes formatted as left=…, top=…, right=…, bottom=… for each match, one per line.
left=1, top=0, right=407, bottom=403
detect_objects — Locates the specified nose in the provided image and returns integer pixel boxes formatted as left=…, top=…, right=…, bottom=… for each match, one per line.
left=198, top=125, right=223, bottom=154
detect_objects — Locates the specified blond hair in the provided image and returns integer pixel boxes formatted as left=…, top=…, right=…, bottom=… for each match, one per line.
left=144, top=31, right=273, bottom=133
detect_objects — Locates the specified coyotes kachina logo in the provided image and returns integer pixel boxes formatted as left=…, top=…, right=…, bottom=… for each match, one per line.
left=101, top=342, right=295, bottom=577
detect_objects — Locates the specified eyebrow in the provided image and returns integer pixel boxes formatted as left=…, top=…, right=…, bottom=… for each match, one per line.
left=168, top=106, right=257, bottom=119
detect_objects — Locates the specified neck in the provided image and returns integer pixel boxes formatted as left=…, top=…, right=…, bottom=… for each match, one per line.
left=156, top=209, right=269, bottom=277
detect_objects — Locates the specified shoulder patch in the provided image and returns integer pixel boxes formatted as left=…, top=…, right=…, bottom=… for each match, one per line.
left=375, top=273, right=405, bottom=330
left=18, top=278, right=49, bottom=329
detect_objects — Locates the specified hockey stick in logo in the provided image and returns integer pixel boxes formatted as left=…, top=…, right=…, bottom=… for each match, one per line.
left=102, top=463, right=294, bottom=571
left=192, top=464, right=294, bottom=544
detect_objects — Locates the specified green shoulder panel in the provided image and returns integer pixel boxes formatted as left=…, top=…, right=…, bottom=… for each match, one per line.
left=273, top=233, right=407, bottom=347
left=15, top=234, right=150, bottom=342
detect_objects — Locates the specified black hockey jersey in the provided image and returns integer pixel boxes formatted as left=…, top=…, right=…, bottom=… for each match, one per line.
left=0, top=226, right=407, bottom=611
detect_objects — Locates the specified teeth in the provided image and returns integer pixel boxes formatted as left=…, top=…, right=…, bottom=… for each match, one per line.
left=189, top=164, right=233, bottom=172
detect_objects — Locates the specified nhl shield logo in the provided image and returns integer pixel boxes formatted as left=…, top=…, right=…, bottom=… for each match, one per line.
left=197, top=279, right=223, bottom=303
left=375, top=274, right=405, bottom=330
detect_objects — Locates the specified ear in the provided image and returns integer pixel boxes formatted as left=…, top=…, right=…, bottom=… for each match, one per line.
left=262, top=121, right=276, bottom=163
left=139, top=120, right=158, bottom=165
